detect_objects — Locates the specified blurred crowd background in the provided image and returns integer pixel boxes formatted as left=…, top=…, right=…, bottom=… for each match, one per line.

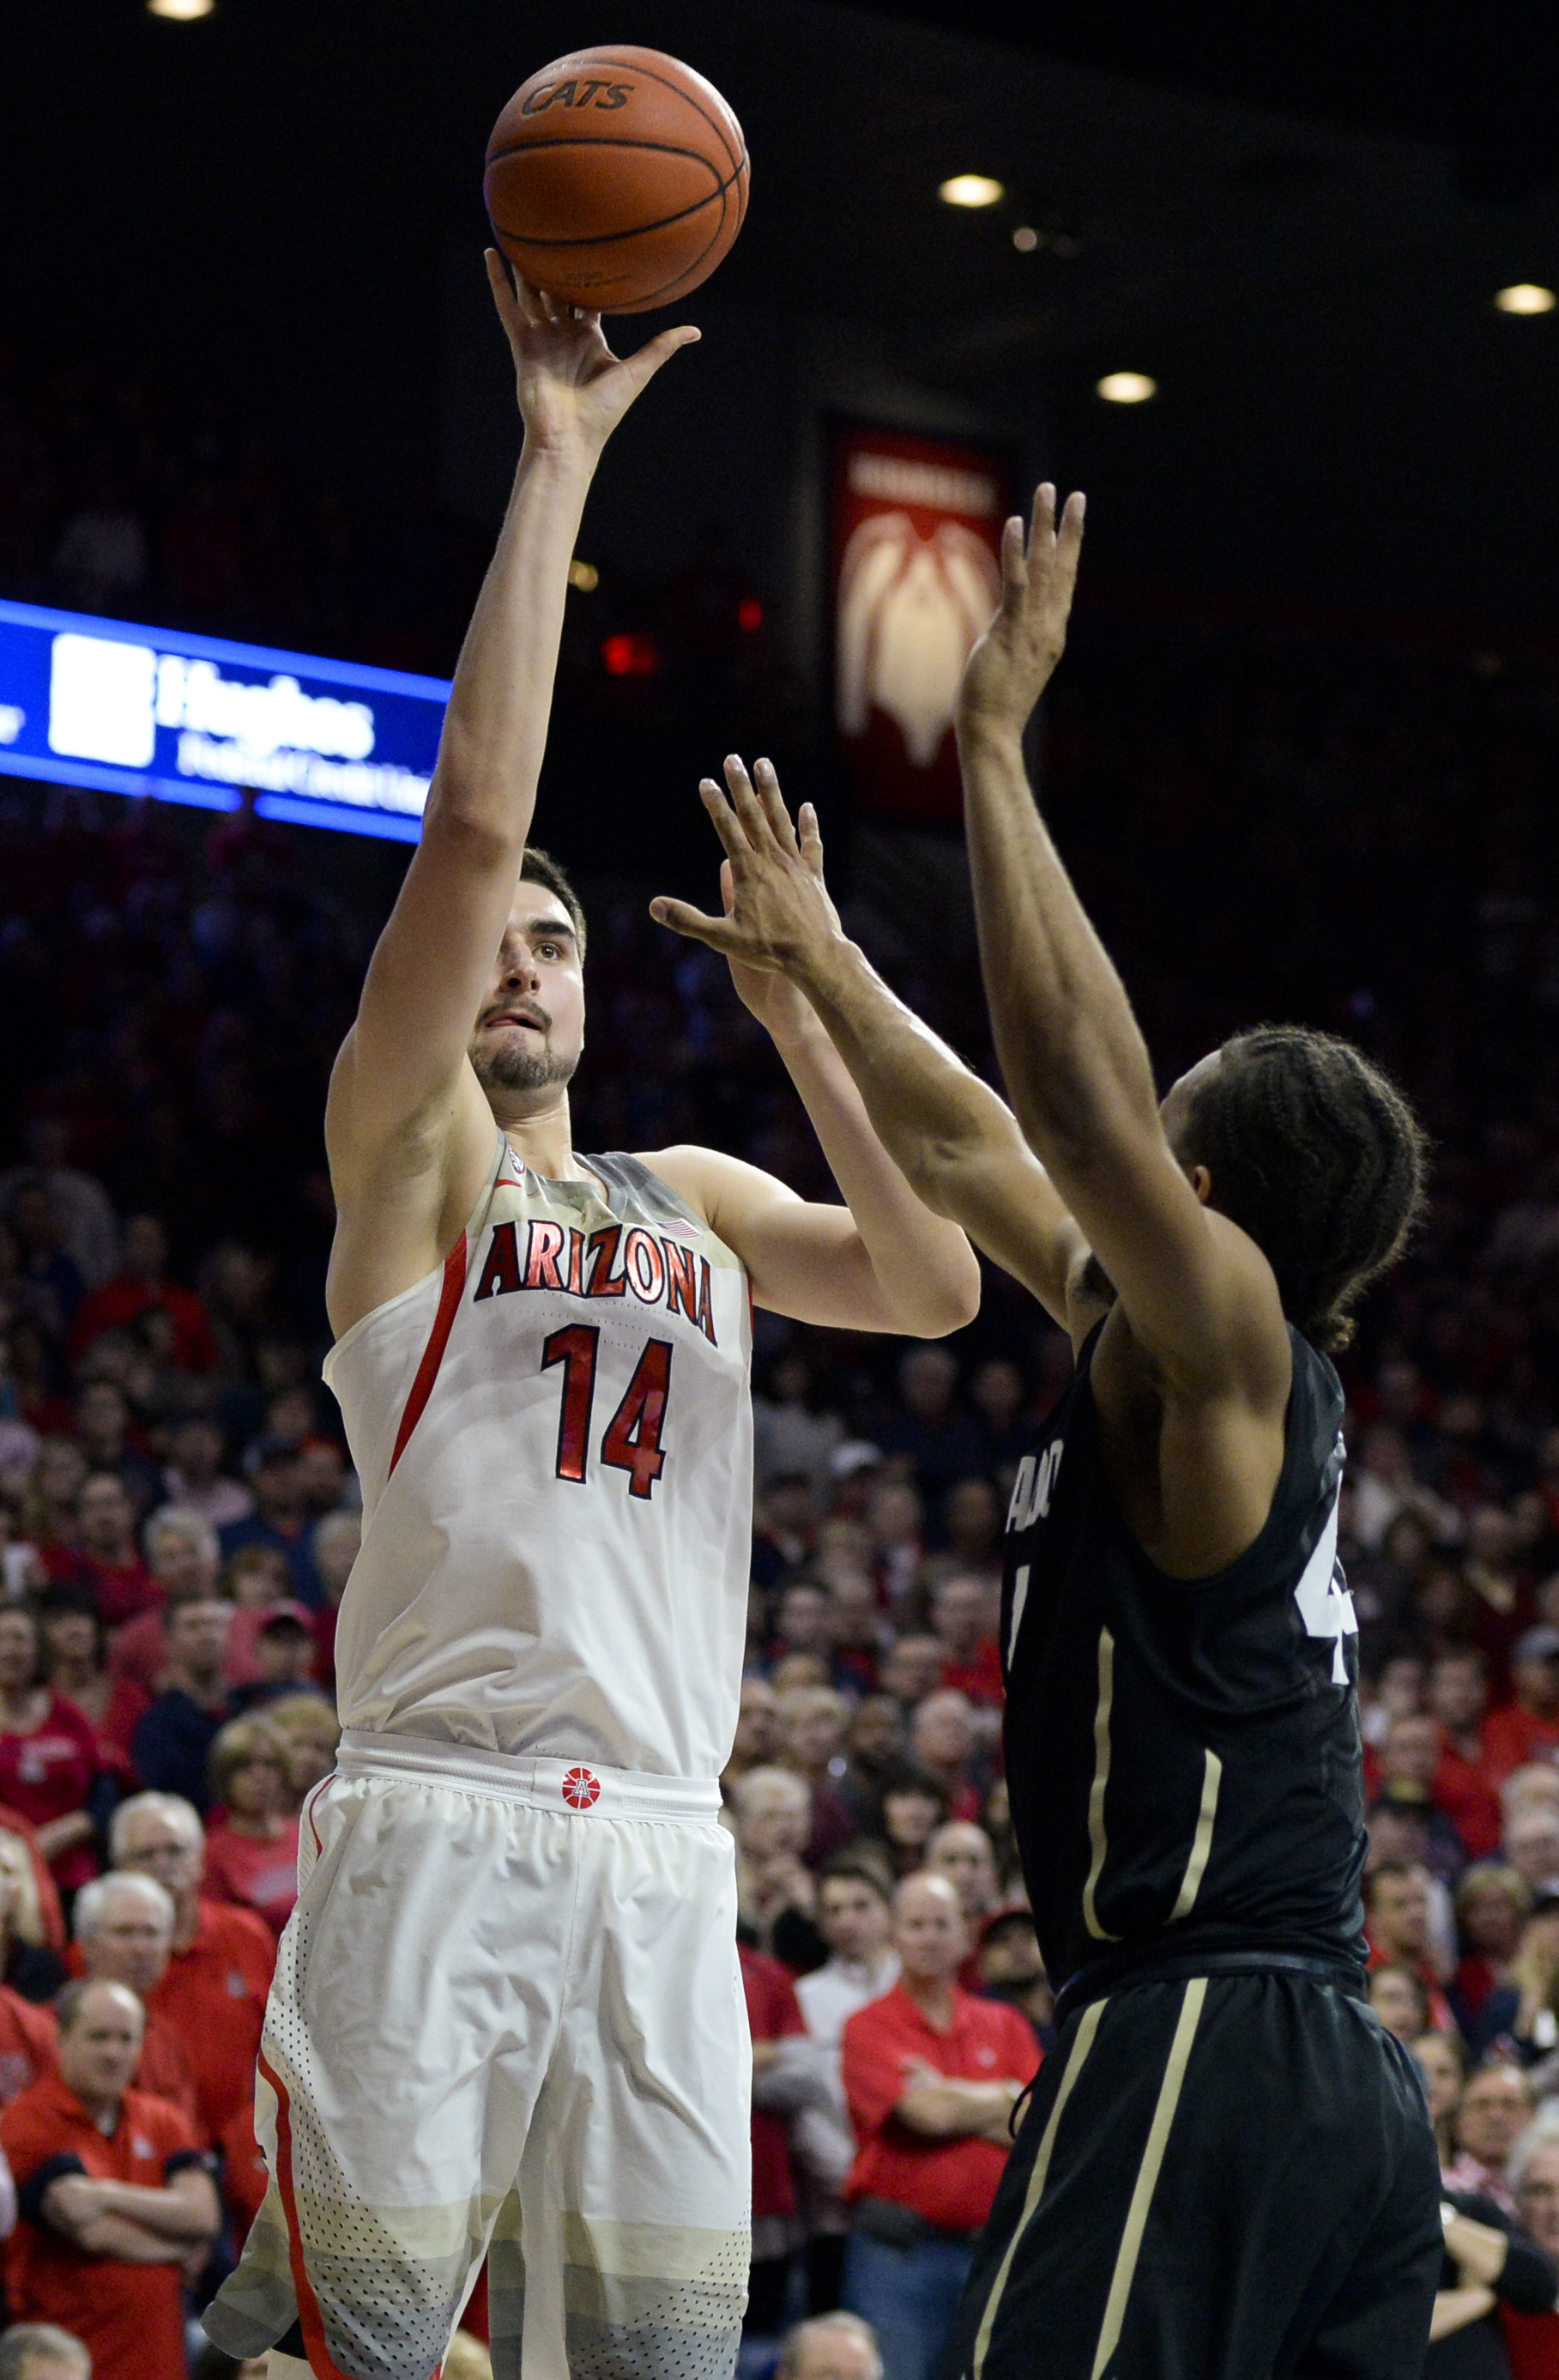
left=7, top=355, right=1559, bottom=2380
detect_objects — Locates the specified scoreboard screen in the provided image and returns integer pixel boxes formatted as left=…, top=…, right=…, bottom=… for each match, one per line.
left=0, top=596, right=451, bottom=843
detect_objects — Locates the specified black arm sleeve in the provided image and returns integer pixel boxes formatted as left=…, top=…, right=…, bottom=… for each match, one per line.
left=1496, top=2232, right=1559, bottom=2316
left=18, top=2153, right=88, bottom=2231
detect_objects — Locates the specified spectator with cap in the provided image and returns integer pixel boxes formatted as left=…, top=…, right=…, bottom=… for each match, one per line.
left=0, top=2326, right=90, bottom=2380
left=71, top=1875, right=199, bottom=2138
left=1485, top=1627, right=1559, bottom=1782
left=227, top=1603, right=322, bottom=1713
left=104, top=1794, right=272, bottom=2144
left=129, top=1602, right=233, bottom=1812
left=200, top=1715, right=299, bottom=1935
left=216, top=1438, right=320, bottom=1608
left=839, top=1872, right=1037, bottom=2380
left=0, top=1977, right=219, bottom=2380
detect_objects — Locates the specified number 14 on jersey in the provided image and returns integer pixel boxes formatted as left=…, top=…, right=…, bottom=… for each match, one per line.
left=542, top=1325, right=672, bottom=1500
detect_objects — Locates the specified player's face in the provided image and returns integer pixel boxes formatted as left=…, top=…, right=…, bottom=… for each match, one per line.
left=470, top=893, right=585, bottom=1106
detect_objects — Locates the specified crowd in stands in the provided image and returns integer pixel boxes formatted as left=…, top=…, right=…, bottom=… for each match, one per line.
left=6, top=421, right=1559, bottom=2366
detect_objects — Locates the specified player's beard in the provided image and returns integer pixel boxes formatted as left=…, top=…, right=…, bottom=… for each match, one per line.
left=470, top=1039, right=579, bottom=1098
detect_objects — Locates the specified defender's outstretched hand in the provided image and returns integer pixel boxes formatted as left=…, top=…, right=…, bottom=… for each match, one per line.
left=650, top=757, right=842, bottom=992
left=958, top=481, right=1085, bottom=739
left=485, top=249, right=698, bottom=460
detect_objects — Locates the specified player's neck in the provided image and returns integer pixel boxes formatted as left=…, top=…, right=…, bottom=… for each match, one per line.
left=492, top=1088, right=584, bottom=1184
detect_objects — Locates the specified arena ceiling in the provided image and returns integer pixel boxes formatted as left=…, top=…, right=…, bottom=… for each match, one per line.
left=6, top=0, right=1559, bottom=615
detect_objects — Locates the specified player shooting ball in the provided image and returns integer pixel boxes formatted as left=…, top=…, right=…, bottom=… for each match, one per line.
left=653, top=488, right=1441, bottom=2380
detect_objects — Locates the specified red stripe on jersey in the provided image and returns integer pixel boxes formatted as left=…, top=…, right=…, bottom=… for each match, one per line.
left=389, top=1234, right=468, bottom=1475
left=257, top=2048, right=360, bottom=2380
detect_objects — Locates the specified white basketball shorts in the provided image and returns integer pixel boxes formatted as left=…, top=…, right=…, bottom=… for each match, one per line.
left=204, top=1731, right=752, bottom=2380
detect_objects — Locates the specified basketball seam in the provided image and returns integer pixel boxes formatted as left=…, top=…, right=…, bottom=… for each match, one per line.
left=616, top=183, right=736, bottom=310
left=516, top=51, right=744, bottom=175
left=488, top=152, right=747, bottom=251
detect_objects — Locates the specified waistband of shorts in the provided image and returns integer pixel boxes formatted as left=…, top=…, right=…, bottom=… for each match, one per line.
left=335, top=1729, right=724, bottom=1821
left=1054, top=1945, right=1368, bottom=2027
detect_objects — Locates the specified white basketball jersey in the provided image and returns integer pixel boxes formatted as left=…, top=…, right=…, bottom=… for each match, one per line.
left=323, top=1135, right=753, bottom=1777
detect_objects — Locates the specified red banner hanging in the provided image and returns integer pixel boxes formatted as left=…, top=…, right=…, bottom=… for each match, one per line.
left=831, top=423, right=1017, bottom=826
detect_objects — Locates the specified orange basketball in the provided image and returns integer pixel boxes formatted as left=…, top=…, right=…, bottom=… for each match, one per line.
left=484, top=47, right=749, bottom=315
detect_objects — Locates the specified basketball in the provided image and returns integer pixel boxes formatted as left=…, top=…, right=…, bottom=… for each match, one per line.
left=484, top=46, right=749, bottom=315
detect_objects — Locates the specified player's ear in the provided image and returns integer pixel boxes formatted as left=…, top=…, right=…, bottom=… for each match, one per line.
left=1182, top=1162, right=1213, bottom=1206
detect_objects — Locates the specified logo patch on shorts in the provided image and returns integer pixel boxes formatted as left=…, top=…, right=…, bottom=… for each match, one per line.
left=562, top=1766, right=601, bottom=1809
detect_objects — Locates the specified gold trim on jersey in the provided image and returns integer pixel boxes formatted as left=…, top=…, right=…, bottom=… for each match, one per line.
left=1089, top=1977, right=1207, bottom=2377
left=1169, top=1750, right=1224, bottom=1924
left=970, top=1994, right=1109, bottom=2380
left=1082, top=1628, right=1121, bottom=1942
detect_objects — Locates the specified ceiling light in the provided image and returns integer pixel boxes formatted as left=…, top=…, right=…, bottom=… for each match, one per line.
left=939, top=175, right=1004, bottom=209
left=1012, top=225, right=1040, bottom=252
left=1097, top=372, right=1157, bottom=404
left=1495, top=282, right=1556, bottom=314
left=148, top=0, right=215, bottom=17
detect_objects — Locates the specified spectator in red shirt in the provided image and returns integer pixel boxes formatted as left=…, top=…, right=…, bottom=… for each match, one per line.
left=105, top=1794, right=274, bottom=2143
left=69, top=1476, right=160, bottom=1629
left=68, top=1215, right=219, bottom=1377
left=928, top=1578, right=1002, bottom=1711
left=841, top=1873, right=1037, bottom=2380
left=1430, top=1650, right=1502, bottom=1858
left=72, top=1875, right=202, bottom=2141
left=0, top=1610, right=104, bottom=1894
left=740, top=1940, right=812, bottom=2336
left=1484, top=1626, right=1559, bottom=1783
left=0, top=1977, right=220, bottom=2380
left=202, top=1715, right=300, bottom=1935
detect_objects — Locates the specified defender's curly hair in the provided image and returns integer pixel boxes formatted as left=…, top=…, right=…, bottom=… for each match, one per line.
left=1176, top=1025, right=1429, bottom=1354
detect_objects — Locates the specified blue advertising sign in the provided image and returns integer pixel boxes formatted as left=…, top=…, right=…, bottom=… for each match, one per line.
left=0, top=596, right=451, bottom=843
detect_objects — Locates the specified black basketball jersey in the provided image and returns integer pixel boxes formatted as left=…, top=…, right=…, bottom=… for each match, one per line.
left=1001, top=1322, right=1368, bottom=2004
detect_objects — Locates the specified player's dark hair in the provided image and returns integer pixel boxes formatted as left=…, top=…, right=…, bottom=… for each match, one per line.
left=1175, top=1026, right=1429, bottom=1354
left=521, top=846, right=587, bottom=960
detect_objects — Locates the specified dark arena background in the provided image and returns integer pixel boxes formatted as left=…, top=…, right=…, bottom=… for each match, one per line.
left=6, top=4, right=1559, bottom=2377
